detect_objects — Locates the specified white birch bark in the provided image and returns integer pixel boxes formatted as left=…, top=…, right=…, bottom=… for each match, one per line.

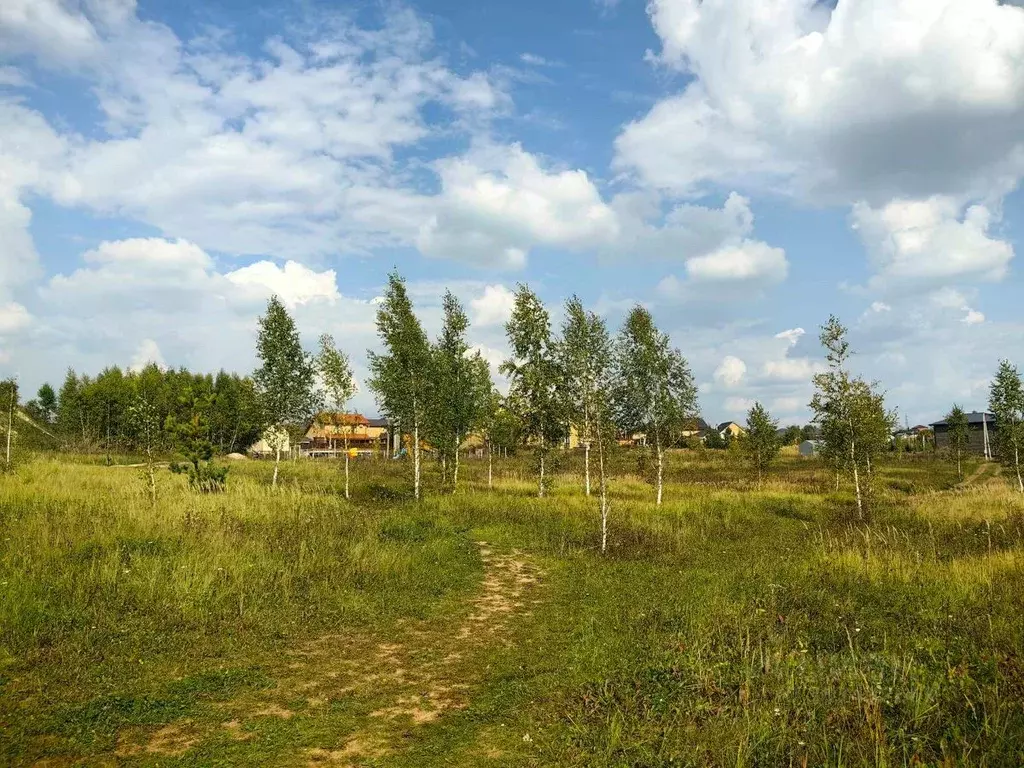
left=539, top=453, right=545, bottom=498
left=1011, top=444, right=1019, bottom=493
left=656, top=435, right=664, bottom=506
left=453, top=431, right=460, bottom=489
left=850, top=436, right=863, bottom=519
left=272, top=445, right=281, bottom=488
left=344, top=439, right=350, bottom=500
left=488, top=442, right=493, bottom=489
left=584, top=442, right=591, bottom=497
left=4, top=389, right=12, bottom=468
left=413, top=419, right=421, bottom=501
left=598, top=432, right=608, bottom=553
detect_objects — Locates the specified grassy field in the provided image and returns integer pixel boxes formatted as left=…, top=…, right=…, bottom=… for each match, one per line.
left=2, top=449, right=1023, bottom=766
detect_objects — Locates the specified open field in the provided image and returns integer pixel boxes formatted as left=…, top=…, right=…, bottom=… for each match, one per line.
left=2, top=451, right=1024, bottom=766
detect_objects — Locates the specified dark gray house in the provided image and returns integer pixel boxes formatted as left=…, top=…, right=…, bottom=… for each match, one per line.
left=930, top=411, right=996, bottom=457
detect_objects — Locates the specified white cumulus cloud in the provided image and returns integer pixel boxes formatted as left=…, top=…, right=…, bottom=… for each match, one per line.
left=617, top=0, right=1024, bottom=204
left=470, top=284, right=517, bottom=327
left=852, top=196, right=1014, bottom=289
left=226, top=261, right=341, bottom=308
left=417, top=144, right=620, bottom=268
left=713, top=355, right=746, bottom=388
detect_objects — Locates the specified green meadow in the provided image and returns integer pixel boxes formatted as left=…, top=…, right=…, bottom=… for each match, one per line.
left=2, top=450, right=1023, bottom=766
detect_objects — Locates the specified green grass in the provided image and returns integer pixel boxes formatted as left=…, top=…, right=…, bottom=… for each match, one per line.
left=1, top=450, right=1023, bottom=766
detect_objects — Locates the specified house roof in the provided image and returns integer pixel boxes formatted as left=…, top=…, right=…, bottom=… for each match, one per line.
left=366, top=417, right=389, bottom=428
left=716, top=421, right=741, bottom=432
left=930, top=411, right=995, bottom=428
left=315, top=412, right=370, bottom=426
left=681, top=417, right=711, bottom=432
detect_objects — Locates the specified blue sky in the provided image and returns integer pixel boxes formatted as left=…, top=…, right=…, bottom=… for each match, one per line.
left=2, top=0, right=1024, bottom=424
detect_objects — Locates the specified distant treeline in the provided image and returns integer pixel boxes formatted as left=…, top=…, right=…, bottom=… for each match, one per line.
left=24, top=365, right=264, bottom=456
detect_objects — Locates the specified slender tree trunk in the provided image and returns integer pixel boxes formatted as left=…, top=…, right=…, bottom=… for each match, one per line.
left=344, top=433, right=350, bottom=500
left=656, top=436, right=664, bottom=506
left=866, top=454, right=872, bottom=477
left=957, top=451, right=962, bottom=482
left=850, top=438, right=863, bottom=519
left=229, top=415, right=241, bottom=454
left=1016, top=445, right=1023, bottom=493
left=145, top=438, right=157, bottom=505
left=413, top=420, right=421, bottom=501
left=539, top=452, right=545, bottom=498
left=598, top=432, right=608, bottom=553
left=5, top=387, right=13, bottom=468
left=584, top=442, right=591, bottom=497
left=453, top=431, right=460, bottom=489
left=273, top=445, right=281, bottom=488
left=488, top=442, right=493, bottom=489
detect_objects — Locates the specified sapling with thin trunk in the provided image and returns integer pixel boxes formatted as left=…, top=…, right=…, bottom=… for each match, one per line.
left=254, top=295, right=318, bottom=489
left=368, top=272, right=433, bottom=501
left=316, top=334, right=357, bottom=499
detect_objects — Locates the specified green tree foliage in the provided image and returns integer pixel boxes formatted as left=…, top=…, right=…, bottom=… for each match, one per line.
left=613, top=305, right=697, bottom=505
left=487, top=400, right=523, bottom=457
left=125, top=389, right=165, bottom=505
left=501, top=284, right=566, bottom=498
left=317, top=333, right=357, bottom=499
left=945, top=404, right=969, bottom=482
left=25, top=383, right=57, bottom=425
left=744, top=402, right=780, bottom=486
left=477, top=389, right=503, bottom=489
left=704, top=430, right=727, bottom=450
left=810, top=316, right=894, bottom=518
left=850, top=380, right=896, bottom=479
left=427, top=291, right=492, bottom=490
left=367, top=271, right=433, bottom=501
left=560, top=295, right=612, bottom=498
left=989, top=360, right=1024, bottom=493
left=167, top=393, right=228, bottom=493
left=207, top=371, right=264, bottom=455
left=254, top=295, right=318, bottom=488
left=780, top=425, right=802, bottom=445
left=51, top=366, right=262, bottom=457
left=563, top=298, right=616, bottom=550
left=56, top=369, right=86, bottom=444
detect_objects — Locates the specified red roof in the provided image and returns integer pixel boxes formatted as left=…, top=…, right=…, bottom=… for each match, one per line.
left=315, top=412, right=370, bottom=426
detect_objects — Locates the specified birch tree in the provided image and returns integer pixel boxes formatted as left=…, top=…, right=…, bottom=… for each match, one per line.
left=427, top=291, right=492, bottom=490
left=809, top=316, right=893, bottom=517
left=561, top=295, right=607, bottom=497
left=945, top=404, right=969, bottom=482
left=501, top=285, right=566, bottom=498
left=254, top=295, right=318, bottom=488
left=126, top=390, right=163, bottom=505
left=810, top=317, right=862, bottom=516
left=478, top=389, right=502, bottom=489
left=367, top=272, right=433, bottom=501
left=613, top=306, right=697, bottom=506
left=316, top=333, right=357, bottom=499
left=2, top=378, right=16, bottom=472
left=743, top=401, right=780, bottom=487
left=557, top=297, right=616, bottom=549
left=989, top=360, right=1024, bottom=493
left=850, top=380, right=896, bottom=482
